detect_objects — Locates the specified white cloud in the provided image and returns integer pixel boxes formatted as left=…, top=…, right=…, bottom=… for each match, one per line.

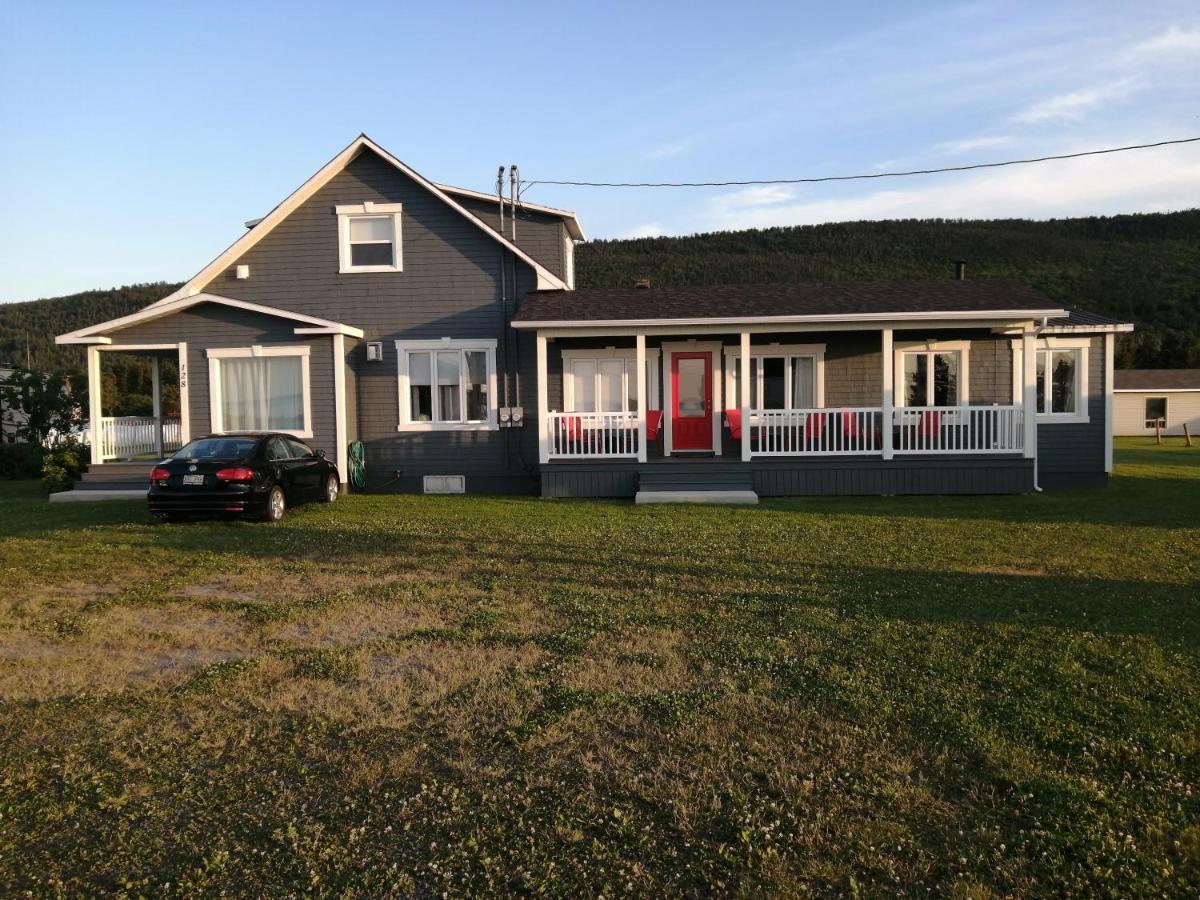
left=626, top=223, right=666, bottom=239
left=1125, top=25, right=1200, bottom=62
left=932, top=135, right=1012, bottom=156
left=645, top=140, right=691, bottom=161
left=1011, top=77, right=1140, bottom=124
left=708, top=185, right=796, bottom=211
left=700, top=145, right=1200, bottom=231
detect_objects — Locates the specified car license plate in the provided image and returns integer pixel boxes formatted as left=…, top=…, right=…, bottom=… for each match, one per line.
left=182, top=474, right=205, bottom=486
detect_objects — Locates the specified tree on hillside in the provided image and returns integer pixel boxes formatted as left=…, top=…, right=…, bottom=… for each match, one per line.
left=0, top=368, right=83, bottom=447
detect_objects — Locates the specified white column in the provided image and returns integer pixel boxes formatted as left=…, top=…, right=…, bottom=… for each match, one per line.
left=87, top=345, right=103, bottom=465
left=881, top=328, right=894, bottom=460
left=536, top=332, right=550, bottom=465
left=177, top=342, right=190, bottom=445
left=332, top=333, right=348, bottom=487
left=740, top=331, right=752, bottom=462
left=1022, top=330, right=1037, bottom=460
left=151, top=355, right=163, bottom=458
left=635, top=333, right=647, bottom=463
left=1104, top=332, right=1114, bottom=474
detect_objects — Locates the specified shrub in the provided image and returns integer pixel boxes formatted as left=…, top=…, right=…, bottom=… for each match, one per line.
left=0, top=442, right=44, bottom=480
left=41, top=438, right=90, bottom=493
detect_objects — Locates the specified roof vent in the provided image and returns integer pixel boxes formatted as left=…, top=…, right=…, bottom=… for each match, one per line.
left=954, top=260, right=967, bottom=281
left=635, top=277, right=652, bottom=289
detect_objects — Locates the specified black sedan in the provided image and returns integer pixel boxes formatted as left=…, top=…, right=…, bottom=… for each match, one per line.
left=148, top=433, right=341, bottom=522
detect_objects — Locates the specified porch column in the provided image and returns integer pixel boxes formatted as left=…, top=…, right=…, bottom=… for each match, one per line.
left=151, top=355, right=164, bottom=459
left=1104, top=333, right=1114, bottom=474
left=536, top=331, right=550, bottom=465
left=635, top=333, right=648, bottom=463
left=87, top=345, right=103, bottom=465
left=1022, top=330, right=1037, bottom=460
left=880, top=328, right=894, bottom=460
left=740, top=331, right=751, bottom=462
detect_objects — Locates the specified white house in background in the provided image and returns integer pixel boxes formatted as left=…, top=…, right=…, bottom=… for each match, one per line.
left=1114, top=369, right=1200, bottom=436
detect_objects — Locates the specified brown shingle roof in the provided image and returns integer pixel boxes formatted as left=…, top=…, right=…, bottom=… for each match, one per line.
left=1113, top=369, right=1200, bottom=391
left=514, top=280, right=1065, bottom=326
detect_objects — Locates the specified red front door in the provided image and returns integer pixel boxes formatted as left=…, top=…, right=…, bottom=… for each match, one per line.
left=671, top=352, right=712, bottom=451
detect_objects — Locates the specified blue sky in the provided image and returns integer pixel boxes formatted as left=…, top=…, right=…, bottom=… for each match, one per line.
left=1, top=0, right=1198, bottom=301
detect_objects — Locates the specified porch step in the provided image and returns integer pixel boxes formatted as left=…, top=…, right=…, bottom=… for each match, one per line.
left=636, top=466, right=757, bottom=504
left=80, top=462, right=156, bottom=484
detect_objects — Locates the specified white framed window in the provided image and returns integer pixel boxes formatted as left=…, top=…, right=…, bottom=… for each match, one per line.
left=396, top=339, right=498, bottom=430
left=1144, top=397, right=1167, bottom=429
left=561, top=348, right=660, bottom=413
left=207, top=346, right=313, bottom=438
left=336, top=202, right=403, bottom=273
left=723, top=344, right=825, bottom=410
left=1011, top=338, right=1090, bottom=423
left=894, top=340, right=970, bottom=407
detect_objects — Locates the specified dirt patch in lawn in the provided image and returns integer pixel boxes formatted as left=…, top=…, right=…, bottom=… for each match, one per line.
left=562, top=626, right=699, bottom=695
left=0, top=581, right=120, bottom=620
left=266, top=599, right=448, bottom=647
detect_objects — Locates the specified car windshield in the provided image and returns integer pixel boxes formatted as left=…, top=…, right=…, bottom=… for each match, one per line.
left=174, top=438, right=260, bottom=460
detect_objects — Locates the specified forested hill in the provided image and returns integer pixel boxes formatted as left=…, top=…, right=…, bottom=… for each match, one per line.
left=3, top=210, right=1199, bottom=373
left=577, top=210, right=1200, bottom=368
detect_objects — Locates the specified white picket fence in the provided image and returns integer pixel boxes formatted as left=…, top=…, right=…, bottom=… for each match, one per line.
left=751, top=407, right=882, bottom=456
left=95, top=416, right=183, bottom=461
left=547, top=411, right=640, bottom=458
left=893, top=405, right=1023, bottom=454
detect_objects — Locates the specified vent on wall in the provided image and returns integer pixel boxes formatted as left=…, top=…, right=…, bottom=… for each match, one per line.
left=365, top=341, right=383, bottom=362
left=423, top=475, right=465, bottom=494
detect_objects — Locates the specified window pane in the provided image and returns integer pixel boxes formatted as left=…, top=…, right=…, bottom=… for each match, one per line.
left=1051, top=351, right=1075, bottom=414
left=761, top=357, right=785, bottom=409
left=572, top=360, right=596, bottom=412
left=676, top=358, right=705, bottom=416
left=350, top=242, right=393, bottom=267
left=599, top=360, right=624, bottom=412
left=1145, top=397, right=1167, bottom=428
left=904, top=353, right=927, bottom=406
left=933, top=352, right=958, bottom=406
left=790, top=357, right=815, bottom=408
left=220, top=355, right=303, bottom=431
left=1035, top=352, right=1047, bottom=414
left=436, top=351, right=461, bottom=421
left=349, top=216, right=392, bottom=242
left=464, top=350, right=488, bottom=422
left=409, top=352, right=432, bottom=421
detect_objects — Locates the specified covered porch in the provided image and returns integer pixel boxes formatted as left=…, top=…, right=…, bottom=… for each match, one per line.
left=85, top=344, right=188, bottom=463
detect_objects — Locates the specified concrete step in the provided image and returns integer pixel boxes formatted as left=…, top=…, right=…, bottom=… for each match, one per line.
left=635, top=489, right=759, bottom=505
left=50, top=489, right=146, bottom=503
left=74, top=480, right=148, bottom=492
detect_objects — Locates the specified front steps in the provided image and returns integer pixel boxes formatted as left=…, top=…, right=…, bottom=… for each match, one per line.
left=49, top=461, right=152, bottom=502
left=635, top=462, right=759, bottom=505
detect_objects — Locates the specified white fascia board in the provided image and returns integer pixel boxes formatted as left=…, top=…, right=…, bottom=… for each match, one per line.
left=155, top=135, right=567, bottom=308
left=294, top=324, right=366, bottom=338
left=995, top=323, right=1135, bottom=335
left=511, top=308, right=1066, bottom=330
left=1113, top=388, right=1200, bottom=393
left=55, top=335, right=113, bottom=345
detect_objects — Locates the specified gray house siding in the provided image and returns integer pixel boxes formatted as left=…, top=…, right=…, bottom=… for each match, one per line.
left=1037, top=335, right=1107, bottom=489
left=104, top=304, right=338, bottom=462
left=451, top=195, right=568, bottom=283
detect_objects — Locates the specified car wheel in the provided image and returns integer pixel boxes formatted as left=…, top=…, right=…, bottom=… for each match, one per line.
left=264, top=485, right=286, bottom=523
left=323, top=474, right=340, bottom=503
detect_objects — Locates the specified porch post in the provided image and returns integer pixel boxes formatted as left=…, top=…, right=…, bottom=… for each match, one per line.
left=151, top=355, right=164, bottom=459
left=87, top=345, right=103, bottom=465
left=1103, top=332, right=1114, bottom=474
left=881, top=328, right=894, bottom=460
left=536, top=331, right=550, bottom=465
left=1022, top=329, right=1037, bottom=460
left=739, top=331, right=751, bottom=462
left=635, top=333, right=648, bottom=463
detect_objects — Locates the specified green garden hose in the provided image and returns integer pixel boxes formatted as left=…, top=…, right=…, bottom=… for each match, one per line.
left=347, top=440, right=367, bottom=489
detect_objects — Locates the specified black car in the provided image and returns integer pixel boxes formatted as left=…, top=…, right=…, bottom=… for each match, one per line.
left=148, top=433, right=341, bottom=522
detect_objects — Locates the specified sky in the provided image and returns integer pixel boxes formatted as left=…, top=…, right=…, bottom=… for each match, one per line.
left=1, top=0, right=1198, bottom=301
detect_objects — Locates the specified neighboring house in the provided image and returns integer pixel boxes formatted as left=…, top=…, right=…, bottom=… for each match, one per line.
left=57, top=134, right=1133, bottom=501
left=1113, top=369, right=1200, bottom=436
left=0, top=366, right=25, bottom=442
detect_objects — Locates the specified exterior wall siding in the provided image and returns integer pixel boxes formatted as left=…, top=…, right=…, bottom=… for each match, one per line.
left=1035, top=335, right=1106, bottom=488
left=451, top=195, right=568, bottom=282
left=1114, top=390, right=1200, bottom=436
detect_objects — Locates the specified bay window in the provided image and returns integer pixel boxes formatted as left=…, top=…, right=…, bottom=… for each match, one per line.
left=397, top=339, right=497, bottom=430
left=207, top=346, right=312, bottom=437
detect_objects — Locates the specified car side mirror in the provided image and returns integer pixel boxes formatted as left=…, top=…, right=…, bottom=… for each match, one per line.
left=314, top=448, right=326, bottom=459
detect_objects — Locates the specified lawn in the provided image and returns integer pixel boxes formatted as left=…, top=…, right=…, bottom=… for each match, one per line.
left=1, top=438, right=1197, bottom=896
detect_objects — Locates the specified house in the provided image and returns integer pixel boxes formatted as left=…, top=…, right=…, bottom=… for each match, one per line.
left=1113, top=369, right=1200, bottom=436
left=56, top=134, right=1133, bottom=502
left=0, top=366, right=26, bottom=442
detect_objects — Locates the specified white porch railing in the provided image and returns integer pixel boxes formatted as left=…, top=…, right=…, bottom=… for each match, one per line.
left=548, top=411, right=640, bottom=459
left=751, top=407, right=882, bottom=456
left=96, top=416, right=183, bottom=461
left=893, top=405, right=1023, bottom=454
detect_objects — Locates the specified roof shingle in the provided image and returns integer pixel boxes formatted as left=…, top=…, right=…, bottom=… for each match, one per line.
left=1113, top=369, right=1200, bottom=391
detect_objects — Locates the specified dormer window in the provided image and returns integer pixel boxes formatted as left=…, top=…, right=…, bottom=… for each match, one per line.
left=336, top=202, right=403, bottom=273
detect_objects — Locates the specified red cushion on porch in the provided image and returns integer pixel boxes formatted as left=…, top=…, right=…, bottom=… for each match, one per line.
left=563, top=416, right=584, bottom=440
left=840, top=410, right=861, bottom=437
left=645, top=409, right=663, bottom=441
left=917, top=410, right=943, bottom=437
left=724, top=409, right=742, bottom=439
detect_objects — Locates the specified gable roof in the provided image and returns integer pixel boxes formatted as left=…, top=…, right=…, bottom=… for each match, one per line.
left=513, top=280, right=1069, bottom=328
left=1113, top=369, right=1200, bottom=391
left=433, top=183, right=587, bottom=241
left=56, top=293, right=364, bottom=344
left=153, top=134, right=568, bottom=308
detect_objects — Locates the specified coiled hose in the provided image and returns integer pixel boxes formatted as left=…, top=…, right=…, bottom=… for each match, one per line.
left=347, top=440, right=367, bottom=490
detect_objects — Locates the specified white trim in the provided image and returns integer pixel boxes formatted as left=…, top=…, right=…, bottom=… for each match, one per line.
left=722, top=342, right=826, bottom=411
left=1009, top=337, right=1091, bottom=424
left=294, top=325, right=366, bottom=337
left=560, top=347, right=661, bottom=413
left=526, top=318, right=1046, bottom=340
left=881, top=328, right=894, bottom=460
left=146, top=134, right=566, bottom=307
left=635, top=335, right=648, bottom=463
left=57, top=292, right=363, bottom=343
left=1112, top=388, right=1200, bottom=393
left=433, top=182, right=587, bottom=241
left=206, top=345, right=314, bottom=438
left=661, top=340, right=723, bottom=456
left=95, top=343, right=178, bottom=352
left=536, top=334, right=550, bottom=464
left=512, top=308, right=1065, bottom=330
left=739, top=333, right=751, bottom=463
left=333, top=333, right=348, bottom=486
left=177, top=342, right=190, bottom=445
left=87, top=346, right=103, bottom=465
left=1104, top=333, right=1114, bottom=474
left=894, top=340, right=971, bottom=408
left=394, top=338, right=499, bottom=431
left=1022, top=331, right=1037, bottom=461
left=336, top=203, right=404, bottom=274
left=998, top=323, right=1134, bottom=335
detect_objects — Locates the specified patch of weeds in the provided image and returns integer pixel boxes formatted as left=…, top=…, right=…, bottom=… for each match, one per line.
left=174, top=658, right=258, bottom=696
left=291, top=648, right=359, bottom=682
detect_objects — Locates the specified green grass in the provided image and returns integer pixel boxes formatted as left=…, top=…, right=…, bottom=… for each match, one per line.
left=1, top=439, right=1198, bottom=896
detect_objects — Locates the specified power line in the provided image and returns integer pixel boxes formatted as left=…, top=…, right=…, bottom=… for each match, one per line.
left=520, top=136, right=1200, bottom=192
